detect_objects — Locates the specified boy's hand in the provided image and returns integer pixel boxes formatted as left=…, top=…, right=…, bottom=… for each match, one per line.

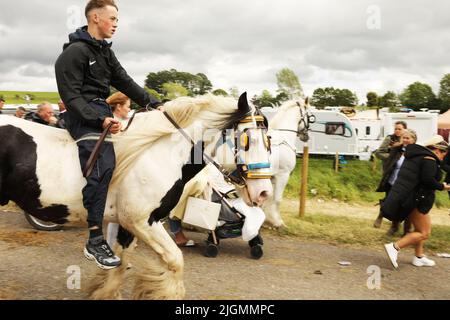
left=103, top=117, right=121, bottom=134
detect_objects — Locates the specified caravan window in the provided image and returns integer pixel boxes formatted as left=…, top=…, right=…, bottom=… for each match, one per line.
left=366, top=126, right=371, bottom=135
left=325, top=122, right=345, bottom=135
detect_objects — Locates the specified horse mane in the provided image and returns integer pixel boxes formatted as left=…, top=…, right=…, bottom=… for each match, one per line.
left=111, top=94, right=248, bottom=186
left=269, top=100, right=304, bottom=130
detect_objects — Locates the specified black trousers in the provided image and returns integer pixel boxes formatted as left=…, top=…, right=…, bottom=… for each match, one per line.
left=65, top=101, right=115, bottom=228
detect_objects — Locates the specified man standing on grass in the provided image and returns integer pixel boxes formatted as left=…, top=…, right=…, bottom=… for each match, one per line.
left=55, top=0, right=160, bottom=269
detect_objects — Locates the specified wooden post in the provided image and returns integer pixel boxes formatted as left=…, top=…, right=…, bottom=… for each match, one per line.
left=299, top=145, right=309, bottom=218
left=335, top=152, right=339, bottom=173
left=372, top=156, right=377, bottom=172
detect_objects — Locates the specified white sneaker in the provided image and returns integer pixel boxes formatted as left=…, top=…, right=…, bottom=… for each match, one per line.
left=384, top=243, right=399, bottom=268
left=412, top=256, right=436, bottom=267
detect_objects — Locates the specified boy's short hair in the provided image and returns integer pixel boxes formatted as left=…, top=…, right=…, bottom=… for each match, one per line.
left=85, top=0, right=118, bottom=18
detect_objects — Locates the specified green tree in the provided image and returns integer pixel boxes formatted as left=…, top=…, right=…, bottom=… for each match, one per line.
left=366, top=92, right=379, bottom=107
left=145, top=86, right=162, bottom=102
left=311, top=87, right=357, bottom=108
left=212, top=89, right=228, bottom=96
left=438, top=73, right=450, bottom=112
left=194, top=73, right=213, bottom=95
left=252, top=90, right=276, bottom=108
left=335, top=89, right=358, bottom=106
left=162, top=82, right=189, bottom=100
left=379, top=91, right=400, bottom=111
left=400, top=82, right=437, bottom=110
left=311, top=87, right=334, bottom=108
left=145, top=69, right=213, bottom=97
left=252, top=90, right=289, bottom=108
left=276, top=68, right=304, bottom=99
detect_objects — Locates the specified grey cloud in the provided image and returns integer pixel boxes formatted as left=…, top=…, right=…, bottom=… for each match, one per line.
left=0, top=0, right=449, bottom=98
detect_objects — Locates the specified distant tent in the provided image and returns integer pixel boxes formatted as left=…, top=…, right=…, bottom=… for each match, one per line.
left=437, top=110, right=450, bottom=141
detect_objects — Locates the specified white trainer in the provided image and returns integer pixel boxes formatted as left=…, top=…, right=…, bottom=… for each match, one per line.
left=384, top=243, right=399, bottom=268
left=412, top=256, right=436, bottom=267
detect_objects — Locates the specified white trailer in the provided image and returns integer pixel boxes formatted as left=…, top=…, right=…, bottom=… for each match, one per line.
left=296, top=109, right=360, bottom=157
left=383, top=112, right=438, bottom=145
left=262, top=106, right=439, bottom=160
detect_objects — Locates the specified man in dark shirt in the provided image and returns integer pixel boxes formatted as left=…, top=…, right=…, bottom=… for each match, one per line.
left=0, top=98, right=5, bottom=114
left=25, top=102, right=57, bottom=125
left=55, top=0, right=160, bottom=269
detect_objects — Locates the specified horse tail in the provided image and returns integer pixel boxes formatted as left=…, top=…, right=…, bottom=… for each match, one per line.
left=131, top=251, right=185, bottom=300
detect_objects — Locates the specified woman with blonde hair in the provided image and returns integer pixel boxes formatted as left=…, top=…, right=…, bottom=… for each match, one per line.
left=375, top=129, right=417, bottom=235
left=106, top=91, right=131, bottom=122
left=383, top=135, right=450, bottom=268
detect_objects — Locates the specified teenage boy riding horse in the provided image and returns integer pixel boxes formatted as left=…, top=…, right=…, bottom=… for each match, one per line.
left=55, top=0, right=160, bottom=269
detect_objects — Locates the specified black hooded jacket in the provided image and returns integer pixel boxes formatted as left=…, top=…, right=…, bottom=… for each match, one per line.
left=55, top=26, right=160, bottom=129
left=381, top=144, right=444, bottom=221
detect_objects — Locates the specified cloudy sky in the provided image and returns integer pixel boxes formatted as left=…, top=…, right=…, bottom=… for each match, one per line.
left=0, top=0, right=449, bottom=102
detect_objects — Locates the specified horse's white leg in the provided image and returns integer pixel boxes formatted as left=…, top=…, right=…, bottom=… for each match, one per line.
left=127, top=220, right=185, bottom=300
left=262, top=177, right=278, bottom=227
left=272, top=170, right=290, bottom=227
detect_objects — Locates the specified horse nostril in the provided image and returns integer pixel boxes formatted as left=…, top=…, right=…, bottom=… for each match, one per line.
left=259, top=191, right=269, bottom=200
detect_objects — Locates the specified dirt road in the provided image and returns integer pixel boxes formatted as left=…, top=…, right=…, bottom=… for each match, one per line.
left=0, top=210, right=449, bottom=300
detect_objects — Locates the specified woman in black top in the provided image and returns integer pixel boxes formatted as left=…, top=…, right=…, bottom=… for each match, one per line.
left=374, top=129, right=417, bottom=235
left=383, top=136, right=450, bottom=268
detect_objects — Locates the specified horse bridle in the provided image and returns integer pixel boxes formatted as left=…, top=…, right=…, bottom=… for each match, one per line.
left=160, top=111, right=250, bottom=187
left=231, top=114, right=272, bottom=182
left=274, top=102, right=315, bottom=141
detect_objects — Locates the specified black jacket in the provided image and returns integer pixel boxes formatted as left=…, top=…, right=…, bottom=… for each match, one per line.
left=25, top=112, right=50, bottom=125
left=55, top=26, right=160, bottom=129
left=381, top=144, right=444, bottom=221
left=441, top=152, right=450, bottom=183
left=376, top=145, right=405, bottom=192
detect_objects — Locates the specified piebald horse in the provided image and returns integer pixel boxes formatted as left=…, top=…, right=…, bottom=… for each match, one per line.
left=262, top=98, right=312, bottom=228
left=0, top=93, right=273, bottom=299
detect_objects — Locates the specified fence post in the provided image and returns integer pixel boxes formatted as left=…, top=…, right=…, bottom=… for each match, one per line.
left=299, top=145, right=309, bottom=218
left=335, top=152, right=339, bottom=173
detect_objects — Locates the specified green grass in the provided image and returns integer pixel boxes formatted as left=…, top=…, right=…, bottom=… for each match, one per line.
left=276, top=157, right=450, bottom=252
left=271, top=208, right=450, bottom=252
left=0, top=91, right=60, bottom=104
left=285, top=157, right=450, bottom=208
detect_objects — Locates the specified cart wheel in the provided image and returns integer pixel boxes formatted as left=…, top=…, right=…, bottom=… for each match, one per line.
left=24, top=213, right=63, bottom=231
left=250, top=244, right=263, bottom=259
left=204, top=242, right=219, bottom=258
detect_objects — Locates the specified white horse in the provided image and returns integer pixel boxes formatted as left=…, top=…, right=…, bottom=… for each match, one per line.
left=262, top=98, right=312, bottom=228
left=0, top=93, right=273, bottom=299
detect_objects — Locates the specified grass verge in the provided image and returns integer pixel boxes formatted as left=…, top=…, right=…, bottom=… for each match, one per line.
left=270, top=206, right=450, bottom=253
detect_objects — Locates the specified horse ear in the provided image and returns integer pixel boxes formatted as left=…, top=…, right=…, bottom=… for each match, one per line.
left=238, top=92, right=250, bottom=113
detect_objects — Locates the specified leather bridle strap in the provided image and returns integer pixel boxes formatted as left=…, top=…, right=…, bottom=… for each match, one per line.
left=83, top=122, right=114, bottom=178
left=162, top=111, right=246, bottom=187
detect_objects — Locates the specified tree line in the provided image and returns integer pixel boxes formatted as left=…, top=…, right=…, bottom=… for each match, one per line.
left=366, top=74, right=450, bottom=112
left=141, top=68, right=450, bottom=113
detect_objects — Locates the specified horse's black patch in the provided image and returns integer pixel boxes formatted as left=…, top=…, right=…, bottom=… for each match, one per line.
left=117, top=225, right=135, bottom=249
left=148, top=141, right=206, bottom=225
left=0, top=125, right=69, bottom=224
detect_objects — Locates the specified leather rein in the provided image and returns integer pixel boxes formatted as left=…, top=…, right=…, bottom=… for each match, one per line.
left=83, top=107, right=247, bottom=187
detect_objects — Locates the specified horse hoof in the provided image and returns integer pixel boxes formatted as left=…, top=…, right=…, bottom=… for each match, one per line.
left=204, top=243, right=219, bottom=258
left=250, top=245, right=263, bottom=260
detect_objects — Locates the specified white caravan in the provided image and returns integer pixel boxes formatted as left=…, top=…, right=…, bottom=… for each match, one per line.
left=261, top=106, right=438, bottom=160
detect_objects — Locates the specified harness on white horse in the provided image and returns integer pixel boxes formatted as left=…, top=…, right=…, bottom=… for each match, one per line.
left=162, top=111, right=274, bottom=188
left=272, top=102, right=315, bottom=141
